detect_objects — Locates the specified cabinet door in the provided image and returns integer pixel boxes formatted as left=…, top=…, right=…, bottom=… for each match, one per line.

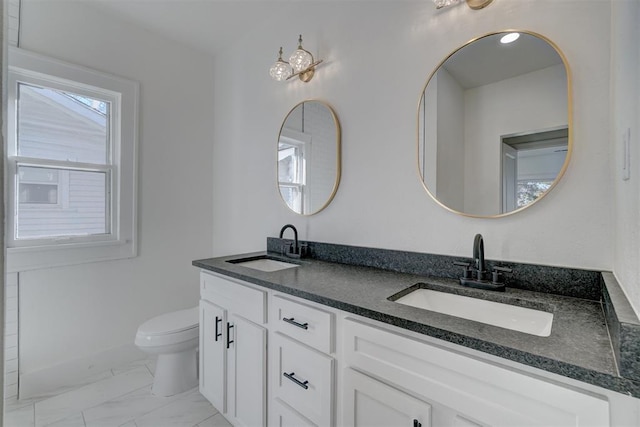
left=270, top=398, right=317, bottom=427
left=227, top=313, right=267, bottom=427
left=200, top=300, right=226, bottom=413
left=343, top=368, right=431, bottom=427
left=344, top=318, right=610, bottom=427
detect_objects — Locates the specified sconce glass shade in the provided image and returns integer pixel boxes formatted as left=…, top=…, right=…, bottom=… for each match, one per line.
left=289, top=35, right=314, bottom=73
left=270, top=47, right=293, bottom=81
left=433, top=0, right=460, bottom=9
left=433, top=0, right=493, bottom=9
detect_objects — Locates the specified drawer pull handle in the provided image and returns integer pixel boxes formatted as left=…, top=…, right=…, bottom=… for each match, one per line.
left=283, top=317, right=309, bottom=330
left=226, top=323, right=234, bottom=349
left=413, top=420, right=421, bottom=427
left=283, top=372, right=309, bottom=390
left=214, top=316, right=222, bottom=342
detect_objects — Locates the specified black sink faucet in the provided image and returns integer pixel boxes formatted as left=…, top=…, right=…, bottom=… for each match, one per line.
left=453, top=233, right=511, bottom=292
left=473, top=233, right=486, bottom=280
left=279, top=224, right=299, bottom=257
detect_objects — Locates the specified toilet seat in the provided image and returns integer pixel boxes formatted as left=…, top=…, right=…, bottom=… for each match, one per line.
left=138, top=307, right=199, bottom=336
left=135, top=307, right=199, bottom=348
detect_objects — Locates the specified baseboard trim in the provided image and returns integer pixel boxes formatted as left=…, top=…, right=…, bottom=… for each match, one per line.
left=18, top=342, right=146, bottom=400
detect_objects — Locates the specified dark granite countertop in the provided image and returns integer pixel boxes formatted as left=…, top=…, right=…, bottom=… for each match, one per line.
left=193, top=248, right=640, bottom=398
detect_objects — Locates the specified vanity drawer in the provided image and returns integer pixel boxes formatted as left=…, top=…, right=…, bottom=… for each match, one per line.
left=271, top=332, right=334, bottom=426
left=272, top=294, right=334, bottom=353
left=200, top=271, right=266, bottom=325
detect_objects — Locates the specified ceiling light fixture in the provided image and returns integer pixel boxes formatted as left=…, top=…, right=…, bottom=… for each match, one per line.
left=500, top=32, right=520, bottom=44
left=269, top=35, right=323, bottom=83
left=433, top=0, right=493, bottom=10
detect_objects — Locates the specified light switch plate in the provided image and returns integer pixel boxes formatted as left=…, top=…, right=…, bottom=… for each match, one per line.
left=623, top=127, right=631, bottom=181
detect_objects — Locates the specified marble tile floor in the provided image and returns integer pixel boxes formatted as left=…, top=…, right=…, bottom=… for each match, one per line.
left=3, top=359, right=230, bottom=427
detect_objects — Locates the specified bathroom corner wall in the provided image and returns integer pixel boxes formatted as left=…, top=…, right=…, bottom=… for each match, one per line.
left=14, top=0, right=215, bottom=397
left=611, top=0, right=640, bottom=316
left=211, top=1, right=613, bottom=270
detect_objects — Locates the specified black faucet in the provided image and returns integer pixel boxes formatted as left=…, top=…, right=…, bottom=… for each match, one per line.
left=279, top=224, right=306, bottom=258
left=473, top=233, right=486, bottom=281
left=454, top=233, right=511, bottom=292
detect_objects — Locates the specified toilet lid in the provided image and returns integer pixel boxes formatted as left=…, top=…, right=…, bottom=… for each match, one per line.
left=138, top=307, right=199, bottom=336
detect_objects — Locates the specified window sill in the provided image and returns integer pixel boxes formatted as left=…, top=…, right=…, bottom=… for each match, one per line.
left=6, top=239, right=137, bottom=272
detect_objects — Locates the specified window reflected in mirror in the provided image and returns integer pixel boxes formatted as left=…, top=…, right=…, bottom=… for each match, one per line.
left=501, top=127, right=568, bottom=212
left=418, top=31, right=571, bottom=218
left=277, top=101, right=341, bottom=215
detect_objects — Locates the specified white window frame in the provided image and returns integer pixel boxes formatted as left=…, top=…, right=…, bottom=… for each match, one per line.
left=6, top=47, right=138, bottom=272
left=278, top=129, right=310, bottom=213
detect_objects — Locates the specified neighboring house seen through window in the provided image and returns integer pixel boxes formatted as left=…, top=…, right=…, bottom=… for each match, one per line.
left=7, top=48, right=138, bottom=271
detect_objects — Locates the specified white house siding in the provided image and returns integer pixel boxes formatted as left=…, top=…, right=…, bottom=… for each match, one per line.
left=16, top=84, right=108, bottom=238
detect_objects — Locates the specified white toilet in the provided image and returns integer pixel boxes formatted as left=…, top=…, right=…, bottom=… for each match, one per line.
left=135, top=306, right=199, bottom=397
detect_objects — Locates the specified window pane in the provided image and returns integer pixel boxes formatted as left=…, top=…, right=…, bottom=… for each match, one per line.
left=20, top=183, right=58, bottom=204
left=278, top=145, right=299, bottom=183
left=17, top=165, right=109, bottom=239
left=17, top=83, right=110, bottom=164
left=279, top=185, right=302, bottom=213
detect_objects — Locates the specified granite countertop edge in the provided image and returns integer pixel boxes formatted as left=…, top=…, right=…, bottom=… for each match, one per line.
left=193, top=253, right=640, bottom=398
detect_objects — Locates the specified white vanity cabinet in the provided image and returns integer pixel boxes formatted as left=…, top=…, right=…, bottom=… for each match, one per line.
left=199, top=271, right=268, bottom=427
left=269, top=294, right=336, bottom=427
left=342, top=318, right=610, bottom=427
left=344, top=367, right=432, bottom=427
left=196, top=267, right=639, bottom=427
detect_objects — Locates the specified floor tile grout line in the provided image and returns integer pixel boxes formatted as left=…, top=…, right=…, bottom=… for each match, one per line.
left=6, top=360, right=213, bottom=427
left=82, top=384, right=198, bottom=426
left=144, top=363, right=154, bottom=378
left=79, top=381, right=156, bottom=423
left=34, top=368, right=155, bottom=427
left=33, top=368, right=152, bottom=410
left=128, top=387, right=201, bottom=424
left=195, top=412, right=219, bottom=427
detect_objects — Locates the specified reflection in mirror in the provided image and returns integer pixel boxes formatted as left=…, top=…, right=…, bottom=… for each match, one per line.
left=278, top=101, right=341, bottom=215
left=418, top=31, right=571, bottom=217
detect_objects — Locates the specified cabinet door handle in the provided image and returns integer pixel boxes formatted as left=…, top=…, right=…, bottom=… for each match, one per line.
left=283, top=372, right=309, bottom=390
left=282, top=317, right=309, bottom=330
left=214, top=316, right=222, bottom=342
left=226, top=323, right=234, bottom=349
left=413, top=419, right=421, bottom=427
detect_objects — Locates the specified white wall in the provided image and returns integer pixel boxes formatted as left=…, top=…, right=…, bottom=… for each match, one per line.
left=419, top=72, right=438, bottom=198
left=435, top=67, right=465, bottom=212
left=211, top=0, right=612, bottom=271
left=612, top=0, right=640, bottom=315
left=16, top=0, right=214, bottom=394
left=464, top=63, right=568, bottom=215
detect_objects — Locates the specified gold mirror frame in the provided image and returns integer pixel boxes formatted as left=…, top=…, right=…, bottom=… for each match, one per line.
left=416, top=30, right=573, bottom=218
left=277, top=100, right=342, bottom=216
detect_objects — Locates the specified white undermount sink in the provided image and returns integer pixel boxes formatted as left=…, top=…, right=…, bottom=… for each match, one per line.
left=228, top=257, right=299, bottom=272
left=393, top=288, right=553, bottom=337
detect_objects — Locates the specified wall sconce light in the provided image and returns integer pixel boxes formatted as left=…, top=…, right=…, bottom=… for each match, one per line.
left=269, top=35, right=323, bottom=83
left=433, top=0, right=493, bottom=10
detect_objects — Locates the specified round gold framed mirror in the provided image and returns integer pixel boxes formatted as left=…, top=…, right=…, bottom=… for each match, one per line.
left=277, top=100, right=341, bottom=215
left=417, top=31, right=572, bottom=218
